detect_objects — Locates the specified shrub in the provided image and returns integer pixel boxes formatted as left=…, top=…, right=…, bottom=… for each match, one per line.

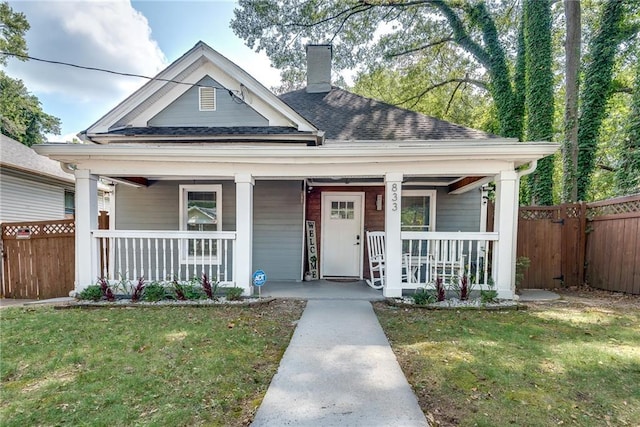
left=200, top=274, right=218, bottom=300
left=412, top=288, right=436, bottom=305
left=515, top=256, right=531, bottom=287
left=98, top=277, right=116, bottom=302
left=435, top=276, right=446, bottom=302
left=480, top=290, right=499, bottom=304
left=459, top=274, right=470, bottom=301
left=225, top=287, right=244, bottom=301
left=131, top=277, right=145, bottom=302
left=143, top=282, right=168, bottom=302
left=78, top=285, right=102, bottom=301
left=173, top=281, right=205, bottom=300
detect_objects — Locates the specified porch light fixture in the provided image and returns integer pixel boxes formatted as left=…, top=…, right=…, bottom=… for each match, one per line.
left=376, top=194, right=383, bottom=211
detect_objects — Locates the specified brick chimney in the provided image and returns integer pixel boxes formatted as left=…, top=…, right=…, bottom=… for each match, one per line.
left=306, top=44, right=332, bottom=93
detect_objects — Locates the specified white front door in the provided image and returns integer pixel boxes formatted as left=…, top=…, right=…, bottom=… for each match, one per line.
left=321, top=193, right=364, bottom=277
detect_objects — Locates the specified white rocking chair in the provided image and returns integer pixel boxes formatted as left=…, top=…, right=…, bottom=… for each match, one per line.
left=366, top=231, right=412, bottom=290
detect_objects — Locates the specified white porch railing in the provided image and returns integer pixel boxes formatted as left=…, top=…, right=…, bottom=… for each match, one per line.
left=92, top=230, right=236, bottom=285
left=400, top=231, right=499, bottom=289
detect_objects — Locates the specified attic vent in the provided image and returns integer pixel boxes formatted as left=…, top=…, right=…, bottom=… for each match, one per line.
left=199, top=87, right=216, bottom=111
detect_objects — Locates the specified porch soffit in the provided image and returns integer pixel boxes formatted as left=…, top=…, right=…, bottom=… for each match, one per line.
left=85, top=42, right=318, bottom=135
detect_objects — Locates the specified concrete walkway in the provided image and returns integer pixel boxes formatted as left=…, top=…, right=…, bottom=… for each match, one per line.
left=252, top=299, right=429, bottom=426
left=518, top=289, right=561, bottom=302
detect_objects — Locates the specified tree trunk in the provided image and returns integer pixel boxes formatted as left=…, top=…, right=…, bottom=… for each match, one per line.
left=562, top=0, right=581, bottom=203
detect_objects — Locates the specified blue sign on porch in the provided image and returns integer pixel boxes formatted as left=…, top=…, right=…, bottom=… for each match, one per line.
left=253, top=270, right=267, bottom=287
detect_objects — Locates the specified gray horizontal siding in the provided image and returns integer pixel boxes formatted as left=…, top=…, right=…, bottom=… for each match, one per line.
left=252, top=181, right=303, bottom=281
left=0, top=171, right=71, bottom=222
left=149, top=76, right=269, bottom=127
left=435, top=187, right=481, bottom=232
left=115, top=180, right=236, bottom=230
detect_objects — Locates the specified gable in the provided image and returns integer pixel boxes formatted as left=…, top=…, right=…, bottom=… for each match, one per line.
left=149, top=76, right=268, bottom=127
left=86, top=41, right=317, bottom=136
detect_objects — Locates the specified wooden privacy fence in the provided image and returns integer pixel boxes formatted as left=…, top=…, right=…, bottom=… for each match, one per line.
left=515, top=194, right=640, bottom=294
left=1, top=211, right=109, bottom=299
left=1, top=219, right=75, bottom=299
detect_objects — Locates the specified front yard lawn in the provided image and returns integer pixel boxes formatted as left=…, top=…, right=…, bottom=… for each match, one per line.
left=1, top=300, right=305, bottom=426
left=375, top=299, right=640, bottom=426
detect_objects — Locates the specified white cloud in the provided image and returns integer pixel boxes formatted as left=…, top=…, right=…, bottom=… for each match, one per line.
left=6, top=0, right=167, bottom=104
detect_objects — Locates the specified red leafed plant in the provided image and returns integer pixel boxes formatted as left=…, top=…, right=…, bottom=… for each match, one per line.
left=200, top=273, right=218, bottom=300
left=173, top=279, right=187, bottom=301
left=98, top=277, right=116, bottom=302
left=435, top=276, right=446, bottom=302
left=459, top=274, right=470, bottom=301
left=131, top=277, right=145, bottom=302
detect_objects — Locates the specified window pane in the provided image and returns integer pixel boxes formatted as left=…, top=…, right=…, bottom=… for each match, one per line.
left=401, top=196, right=431, bottom=231
left=64, top=191, right=75, bottom=216
left=187, top=191, right=217, bottom=231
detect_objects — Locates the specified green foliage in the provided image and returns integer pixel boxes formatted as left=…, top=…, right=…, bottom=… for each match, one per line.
left=0, top=70, right=61, bottom=146
left=172, top=280, right=205, bottom=300
left=515, top=256, right=531, bottom=287
left=577, top=0, right=628, bottom=201
left=224, top=287, right=244, bottom=301
left=0, top=1, right=29, bottom=66
left=411, top=287, right=436, bottom=305
left=142, top=282, right=168, bottom=302
left=523, top=0, right=555, bottom=205
left=480, top=289, right=498, bottom=303
left=615, top=61, right=640, bottom=195
left=78, top=285, right=102, bottom=302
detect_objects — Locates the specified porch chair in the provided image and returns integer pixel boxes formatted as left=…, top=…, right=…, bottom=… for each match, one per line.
left=366, top=231, right=412, bottom=290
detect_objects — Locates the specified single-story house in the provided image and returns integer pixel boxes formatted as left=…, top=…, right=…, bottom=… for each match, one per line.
left=35, top=41, right=558, bottom=298
left=1, top=134, right=110, bottom=223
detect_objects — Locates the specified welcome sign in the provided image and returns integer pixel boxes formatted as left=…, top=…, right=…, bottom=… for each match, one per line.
left=305, top=220, right=318, bottom=280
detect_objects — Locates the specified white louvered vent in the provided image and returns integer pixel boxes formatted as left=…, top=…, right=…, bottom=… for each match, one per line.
left=199, top=87, right=216, bottom=111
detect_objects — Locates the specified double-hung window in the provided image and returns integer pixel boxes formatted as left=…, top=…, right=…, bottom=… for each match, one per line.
left=179, top=185, right=221, bottom=263
left=401, top=190, right=437, bottom=232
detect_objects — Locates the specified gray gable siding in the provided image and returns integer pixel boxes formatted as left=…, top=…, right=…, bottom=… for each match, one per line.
left=149, top=76, right=269, bottom=127
left=435, top=187, right=481, bottom=232
left=253, top=181, right=304, bottom=281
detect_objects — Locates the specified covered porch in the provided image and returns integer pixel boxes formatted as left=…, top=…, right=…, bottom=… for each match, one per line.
left=35, top=140, right=557, bottom=299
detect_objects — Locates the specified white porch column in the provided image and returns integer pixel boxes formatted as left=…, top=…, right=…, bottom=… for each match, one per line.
left=493, top=170, right=518, bottom=299
left=384, top=173, right=403, bottom=297
left=234, top=174, right=254, bottom=295
left=75, top=169, right=98, bottom=294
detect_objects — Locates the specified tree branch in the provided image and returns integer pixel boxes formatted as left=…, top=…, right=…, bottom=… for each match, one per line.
left=385, top=36, right=454, bottom=58
left=286, top=4, right=374, bottom=29
left=444, top=78, right=465, bottom=115
left=597, top=163, right=617, bottom=172
left=394, top=77, right=488, bottom=109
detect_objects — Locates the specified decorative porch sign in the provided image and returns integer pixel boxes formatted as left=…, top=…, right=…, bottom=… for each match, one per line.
left=305, top=220, right=318, bottom=280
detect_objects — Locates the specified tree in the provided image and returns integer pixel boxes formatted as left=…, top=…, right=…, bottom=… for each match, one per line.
left=0, top=71, right=61, bottom=146
left=0, top=1, right=28, bottom=65
left=562, top=0, right=581, bottom=203
left=0, top=1, right=61, bottom=145
left=615, top=61, right=640, bottom=195
left=523, top=0, right=554, bottom=205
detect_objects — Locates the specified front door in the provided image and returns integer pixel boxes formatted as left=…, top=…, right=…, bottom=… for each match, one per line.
left=321, top=193, right=364, bottom=277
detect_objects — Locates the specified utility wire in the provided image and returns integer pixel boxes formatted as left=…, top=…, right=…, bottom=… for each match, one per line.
left=0, top=51, right=246, bottom=102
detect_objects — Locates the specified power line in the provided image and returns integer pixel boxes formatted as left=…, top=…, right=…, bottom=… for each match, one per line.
left=0, top=51, right=246, bottom=102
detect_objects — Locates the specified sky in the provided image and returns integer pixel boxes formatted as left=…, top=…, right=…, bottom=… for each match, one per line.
left=4, top=0, right=284, bottom=141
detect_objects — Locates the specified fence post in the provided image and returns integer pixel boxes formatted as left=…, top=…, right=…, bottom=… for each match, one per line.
left=578, top=201, right=587, bottom=286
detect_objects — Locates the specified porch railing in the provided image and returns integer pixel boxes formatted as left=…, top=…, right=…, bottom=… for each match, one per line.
left=400, top=231, right=498, bottom=289
left=92, top=230, right=236, bottom=285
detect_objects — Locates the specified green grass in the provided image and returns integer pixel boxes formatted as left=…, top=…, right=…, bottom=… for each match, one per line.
left=1, top=301, right=304, bottom=426
left=374, top=303, right=640, bottom=426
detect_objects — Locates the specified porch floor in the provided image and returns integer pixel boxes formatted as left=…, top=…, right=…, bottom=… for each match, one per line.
left=257, top=280, right=384, bottom=300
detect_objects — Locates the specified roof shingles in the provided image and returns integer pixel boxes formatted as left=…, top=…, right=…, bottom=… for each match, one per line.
left=279, top=87, right=497, bottom=141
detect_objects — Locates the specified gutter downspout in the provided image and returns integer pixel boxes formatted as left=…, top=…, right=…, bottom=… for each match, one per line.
left=516, top=160, right=538, bottom=178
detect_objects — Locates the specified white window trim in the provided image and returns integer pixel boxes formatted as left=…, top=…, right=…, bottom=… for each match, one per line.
left=402, top=189, right=437, bottom=231
left=199, top=87, right=216, bottom=111
left=179, top=184, right=222, bottom=263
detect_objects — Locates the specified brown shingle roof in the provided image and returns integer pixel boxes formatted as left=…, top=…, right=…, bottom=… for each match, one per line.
left=279, top=87, right=497, bottom=141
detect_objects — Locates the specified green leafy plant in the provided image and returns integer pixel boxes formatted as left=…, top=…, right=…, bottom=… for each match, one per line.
left=515, top=256, right=531, bottom=287
left=173, top=280, right=205, bottom=300
left=412, top=288, right=436, bottom=305
left=78, top=285, right=102, bottom=301
left=225, top=287, right=244, bottom=301
left=143, top=282, right=168, bottom=302
left=480, top=289, right=499, bottom=304
left=98, top=277, right=115, bottom=302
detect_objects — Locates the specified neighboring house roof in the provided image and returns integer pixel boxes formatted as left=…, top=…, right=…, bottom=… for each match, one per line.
left=279, top=87, right=497, bottom=141
left=1, top=134, right=74, bottom=183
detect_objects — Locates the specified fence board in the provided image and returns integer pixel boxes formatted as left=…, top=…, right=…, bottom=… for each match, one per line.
left=2, top=219, right=75, bottom=299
